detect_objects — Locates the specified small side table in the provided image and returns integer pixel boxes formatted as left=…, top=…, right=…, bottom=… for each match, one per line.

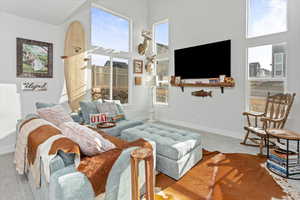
left=131, top=148, right=154, bottom=200
left=266, top=129, right=300, bottom=180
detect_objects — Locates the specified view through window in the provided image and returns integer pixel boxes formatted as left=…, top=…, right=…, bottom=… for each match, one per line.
left=154, top=21, right=169, bottom=104
left=247, top=0, right=287, bottom=38
left=246, top=0, right=287, bottom=112
left=91, top=7, right=130, bottom=104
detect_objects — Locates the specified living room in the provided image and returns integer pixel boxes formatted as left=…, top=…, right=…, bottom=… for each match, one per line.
left=0, top=0, right=300, bottom=199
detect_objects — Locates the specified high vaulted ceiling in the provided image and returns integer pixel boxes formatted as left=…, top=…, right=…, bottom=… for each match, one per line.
left=0, top=0, right=86, bottom=25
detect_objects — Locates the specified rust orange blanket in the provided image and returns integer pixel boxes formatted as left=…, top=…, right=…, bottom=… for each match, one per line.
left=78, top=129, right=153, bottom=196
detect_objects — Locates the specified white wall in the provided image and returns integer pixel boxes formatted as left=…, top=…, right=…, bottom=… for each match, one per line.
left=0, top=12, right=64, bottom=153
left=148, top=0, right=300, bottom=139
left=0, top=0, right=150, bottom=154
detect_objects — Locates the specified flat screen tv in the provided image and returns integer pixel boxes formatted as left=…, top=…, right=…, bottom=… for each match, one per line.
left=175, top=40, right=231, bottom=79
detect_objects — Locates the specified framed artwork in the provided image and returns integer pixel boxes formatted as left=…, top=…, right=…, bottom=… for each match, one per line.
left=17, top=38, right=53, bottom=78
left=135, top=76, right=142, bottom=85
left=133, top=59, right=143, bottom=74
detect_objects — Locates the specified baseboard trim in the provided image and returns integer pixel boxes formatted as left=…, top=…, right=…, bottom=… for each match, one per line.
left=159, top=118, right=242, bottom=140
left=0, top=144, right=15, bottom=155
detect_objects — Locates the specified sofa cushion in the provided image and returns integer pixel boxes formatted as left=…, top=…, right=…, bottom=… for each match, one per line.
left=79, top=100, right=102, bottom=124
left=37, top=105, right=74, bottom=127
left=96, top=102, right=118, bottom=116
left=121, top=124, right=202, bottom=161
left=35, top=102, right=57, bottom=109
left=49, top=166, right=94, bottom=200
left=104, top=100, right=126, bottom=121
left=105, top=120, right=144, bottom=137
left=59, top=122, right=115, bottom=156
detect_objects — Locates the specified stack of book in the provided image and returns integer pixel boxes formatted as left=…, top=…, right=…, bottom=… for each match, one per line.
left=267, top=147, right=300, bottom=176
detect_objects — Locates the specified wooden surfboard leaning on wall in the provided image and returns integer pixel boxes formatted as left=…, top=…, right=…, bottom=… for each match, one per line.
left=64, top=21, right=87, bottom=111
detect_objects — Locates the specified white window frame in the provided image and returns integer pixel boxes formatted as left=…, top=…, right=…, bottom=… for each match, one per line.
left=153, top=19, right=170, bottom=106
left=90, top=4, right=133, bottom=105
left=245, top=0, right=288, bottom=112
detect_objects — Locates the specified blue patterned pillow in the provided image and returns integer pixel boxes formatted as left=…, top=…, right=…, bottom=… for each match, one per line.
left=79, top=100, right=102, bottom=124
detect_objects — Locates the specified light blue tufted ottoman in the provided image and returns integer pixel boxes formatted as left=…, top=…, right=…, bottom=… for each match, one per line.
left=120, top=123, right=202, bottom=180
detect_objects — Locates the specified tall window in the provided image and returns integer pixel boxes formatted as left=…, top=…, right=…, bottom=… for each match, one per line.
left=246, top=0, right=287, bottom=112
left=153, top=21, right=169, bottom=105
left=91, top=6, right=130, bottom=104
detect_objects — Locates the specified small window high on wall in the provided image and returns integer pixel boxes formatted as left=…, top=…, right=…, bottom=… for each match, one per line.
left=90, top=6, right=131, bottom=104
left=91, top=7, right=130, bottom=52
left=247, top=0, right=287, bottom=38
left=154, top=21, right=169, bottom=105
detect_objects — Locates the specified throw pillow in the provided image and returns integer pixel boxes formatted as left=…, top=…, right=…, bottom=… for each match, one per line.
left=89, top=113, right=108, bottom=125
left=79, top=100, right=102, bottom=124
left=37, top=105, right=74, bottom=127
left=96, top=102, right=118, bottom=117
left=59, top=122, right=116, bottom=156
left=102, top=100, right=126, bottom=121
left=36, top=102, right=57, bottom=109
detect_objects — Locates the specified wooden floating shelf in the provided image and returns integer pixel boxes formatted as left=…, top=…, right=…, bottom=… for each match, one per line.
left=171, top=82, right=235, bottom=93
left=171, top=82, right=235, bottom=88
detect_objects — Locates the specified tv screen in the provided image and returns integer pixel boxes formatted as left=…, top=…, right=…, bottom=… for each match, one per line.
left=175, top=40, right=231, bottom=79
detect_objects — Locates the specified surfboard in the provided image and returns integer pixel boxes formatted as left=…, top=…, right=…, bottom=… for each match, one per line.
left=64, top=21, right=86, bottom=111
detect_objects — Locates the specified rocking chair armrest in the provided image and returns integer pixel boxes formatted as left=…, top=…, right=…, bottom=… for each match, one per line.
left=260, top=117, right=285, bottom=123
left=242, top=111, right=265, bottom=117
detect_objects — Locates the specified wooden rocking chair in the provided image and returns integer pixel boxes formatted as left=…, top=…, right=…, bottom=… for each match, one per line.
left=241, top=93, right=296, bottom=155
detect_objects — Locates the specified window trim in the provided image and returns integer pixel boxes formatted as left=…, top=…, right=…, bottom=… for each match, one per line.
left=153, top=19, right=170, bottom=106
left=246, top=0, right=289, bottom=39
left=90, top=4, right=133, bottom=105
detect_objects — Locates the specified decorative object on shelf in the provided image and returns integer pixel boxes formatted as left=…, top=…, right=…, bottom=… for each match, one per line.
left=134, top=77, right=142, bottom=86
left=145, top=55, right=156, bottom=73
left=21, top=81, right=47, bottom=91
left=145, top=75, right=157, bottom=122
left=17, top=38, right=53, bottom=78
left=133, top=59, right=143, bottom=74
left=191, top=90, right=212, bottom=98
left=219, top=75, right=226, bottom=82
left=175, top=76, right=181, bottom=85
left=138, top=30, right=152, bottom=55
left=224, top=77, right=235, bottom=84
left=209, top=78, right=219, bottom=84
left=170, top=76, right=176, bottom=85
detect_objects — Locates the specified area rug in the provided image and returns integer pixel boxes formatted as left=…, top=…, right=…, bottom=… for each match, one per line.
left=155, top=150, right=299, bottom=200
